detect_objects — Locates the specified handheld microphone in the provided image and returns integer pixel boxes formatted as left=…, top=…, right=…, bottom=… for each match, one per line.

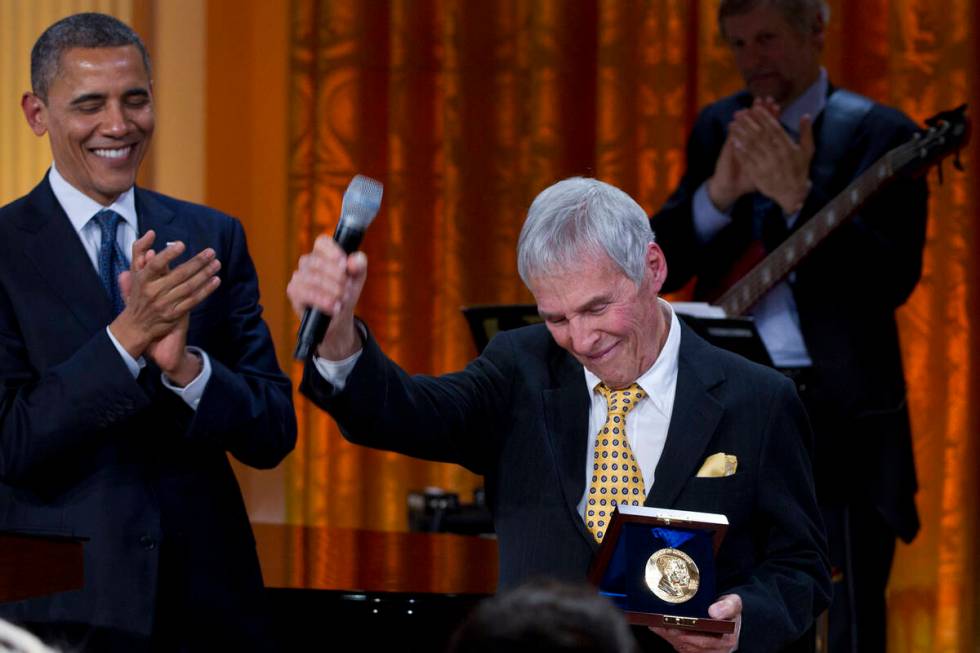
left=293, top=174, right=383, bottom=360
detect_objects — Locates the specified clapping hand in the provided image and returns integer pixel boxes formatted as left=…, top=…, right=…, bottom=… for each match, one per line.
left=114, top=230, right=221, bottom=385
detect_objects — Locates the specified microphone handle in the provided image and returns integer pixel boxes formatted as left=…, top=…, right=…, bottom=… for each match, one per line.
left=292, top=223, right=366, bottom=360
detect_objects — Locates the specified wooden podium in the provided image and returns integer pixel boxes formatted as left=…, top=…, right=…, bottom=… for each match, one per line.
left=0, top=531, right=84, bottom=603
left=254, top=524, right=498, bottom=650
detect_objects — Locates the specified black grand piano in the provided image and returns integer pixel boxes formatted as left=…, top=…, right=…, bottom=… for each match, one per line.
left=256, top=525, right=498, bottom=651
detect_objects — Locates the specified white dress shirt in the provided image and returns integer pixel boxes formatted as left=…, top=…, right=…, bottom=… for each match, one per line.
left=690, top=68, right=831, bottom=367
left=48, top=163, right=211, bottom=409
left=575, top=299, right=680, bottom=519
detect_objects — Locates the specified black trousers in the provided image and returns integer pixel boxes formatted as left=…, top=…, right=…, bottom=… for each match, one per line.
left=783, top=367, right=897, bottom=653
left=822, top=503, right=895, bottom=653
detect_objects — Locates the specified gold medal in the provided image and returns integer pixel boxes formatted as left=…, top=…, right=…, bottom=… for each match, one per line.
left=645, top=547, right=700, bottom=604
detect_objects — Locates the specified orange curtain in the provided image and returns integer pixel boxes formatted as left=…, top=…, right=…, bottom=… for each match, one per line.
left=286, top=2, right=979, bottom=649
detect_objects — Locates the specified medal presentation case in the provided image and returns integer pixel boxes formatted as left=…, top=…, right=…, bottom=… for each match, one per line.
left=588, top=505, right=736, bottom=634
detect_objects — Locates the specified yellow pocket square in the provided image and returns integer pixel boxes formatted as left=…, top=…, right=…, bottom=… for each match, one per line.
left=696, top=453, right=737, bottom=478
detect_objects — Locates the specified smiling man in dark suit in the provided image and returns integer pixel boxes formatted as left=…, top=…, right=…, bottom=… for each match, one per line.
left=0, top=13, right=296, bottom=650
left=288, top=176, right=830, bottom=652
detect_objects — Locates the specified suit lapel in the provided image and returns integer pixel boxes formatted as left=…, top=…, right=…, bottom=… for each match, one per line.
left=541, top=345, right=597, bottom=550
left=648, top=323, right=725, bottom=507
left=540, top=324, right=728, bottom=545
left=15, top=182, right=190, bottom=337
left=135, top=188, right=187, bottom=258
left=18, top=177, right=114, bottom=333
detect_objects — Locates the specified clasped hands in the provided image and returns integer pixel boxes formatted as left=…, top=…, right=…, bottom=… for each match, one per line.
left=707, top=96, right=815, bottom=216
left=109, top=230, right=221, bottom=386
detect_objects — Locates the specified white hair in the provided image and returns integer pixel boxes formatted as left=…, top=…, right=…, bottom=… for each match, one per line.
left=517, top=177, right=654, bottom=286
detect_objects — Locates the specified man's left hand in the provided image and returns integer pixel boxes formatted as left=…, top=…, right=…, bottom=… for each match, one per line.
left=119, top=246, right=204, bottom=386
left=650, top=593, right=742, bottom=653
left=729, top=98, right=814, bottom=215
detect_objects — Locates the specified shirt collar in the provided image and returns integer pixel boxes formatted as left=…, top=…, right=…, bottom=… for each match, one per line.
left=48, top=162, right=139, bottom=235
left=584, top=298, right=681, bottom=418
left=779, top=67, right=828, bottom=137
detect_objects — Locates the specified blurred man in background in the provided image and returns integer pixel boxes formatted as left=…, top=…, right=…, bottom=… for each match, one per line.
left=651, top=2, right=928, bottom=650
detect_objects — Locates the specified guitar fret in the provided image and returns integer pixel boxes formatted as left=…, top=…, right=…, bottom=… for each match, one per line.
left=723, top=168, right=884, bottom=314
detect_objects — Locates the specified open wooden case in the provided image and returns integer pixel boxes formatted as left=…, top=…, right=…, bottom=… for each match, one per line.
left=588, top=505, right=736, bottom=634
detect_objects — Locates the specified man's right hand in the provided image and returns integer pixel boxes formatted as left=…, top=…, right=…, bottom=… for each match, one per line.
left=110, top=230, right=221, bottom=360
left=286, top=235, right=368, bottom=361
left=706, top=96, right=784, bottom=213
left=729, top=99, right=814, bottom=215
left=706, top=127, right=757, bottom=212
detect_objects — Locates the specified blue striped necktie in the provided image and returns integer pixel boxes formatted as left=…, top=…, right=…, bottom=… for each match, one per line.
left=94, top=209, right=129, bottom=316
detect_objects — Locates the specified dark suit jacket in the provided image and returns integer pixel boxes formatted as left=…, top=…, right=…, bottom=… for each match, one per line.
left=302, top=320, right=830, bottom=652
left=0, top=176, right=296, bottom=641
left=651, top=88, right=927, bottom=542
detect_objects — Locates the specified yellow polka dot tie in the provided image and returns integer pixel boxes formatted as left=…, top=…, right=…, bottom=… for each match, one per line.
left=586, top=383, right=647, bottom=543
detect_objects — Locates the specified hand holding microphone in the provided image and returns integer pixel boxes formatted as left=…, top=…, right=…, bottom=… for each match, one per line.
left=290, top=175, right=383, bottom=360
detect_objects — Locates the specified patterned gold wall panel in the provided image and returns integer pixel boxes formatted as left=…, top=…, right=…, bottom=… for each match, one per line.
left=150, top=0, right=205, bottom=205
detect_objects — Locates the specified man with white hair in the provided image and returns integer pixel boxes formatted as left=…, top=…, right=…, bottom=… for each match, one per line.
left=289, top=177, right=830, bottom=652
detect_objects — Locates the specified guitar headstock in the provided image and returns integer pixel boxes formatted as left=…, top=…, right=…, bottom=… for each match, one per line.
left=914, top=104, right=970, bottom=174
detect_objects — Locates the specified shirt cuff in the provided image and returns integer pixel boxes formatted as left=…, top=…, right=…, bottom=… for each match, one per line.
left=784, top=209, right=801, bottom=229
left=106, top=326, right=147, bottom=378
left=160, top=347, right=211, bottom=410
left=693, top=182, right=734, bottom=243
left=313, top=349, right=363, bottom=392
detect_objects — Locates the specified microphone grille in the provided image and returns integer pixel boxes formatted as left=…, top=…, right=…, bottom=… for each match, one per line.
left=340, top=175, right=384, bottom=229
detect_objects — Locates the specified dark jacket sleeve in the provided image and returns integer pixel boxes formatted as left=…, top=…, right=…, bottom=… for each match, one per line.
left=732, top=376, right=832, bottom=649
left=181, top=218, right=296, bottom=469
left=651, top=102, right=732, bottom=292
left=301, top=322, right=519, bottom=475
left=0, top=295, right=152, bottom=485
